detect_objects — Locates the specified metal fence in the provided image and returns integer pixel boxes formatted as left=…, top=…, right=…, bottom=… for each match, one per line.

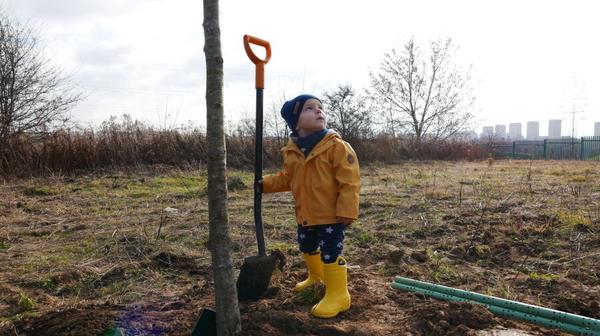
left=492, top=136, right=600, bottom=160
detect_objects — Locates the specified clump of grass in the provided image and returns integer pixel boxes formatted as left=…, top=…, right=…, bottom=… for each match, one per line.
left=18, top=292, right=36, bottom=311
left=529, top=271, right=558, bottom=282
left=355, top=231, right=378, bottom=247
left=558, top=211, right=592, bottom=229
left=293, top=283, right=324, bottom=305
left=170, top=187, right=207, bottom=200
left=23, top=186, right=60, bottom=196
left=485, top=279, right=517, bottom=301
left=269, top=241, right=296, bottom=254
left=40, top=277, right=58, bottom=292
left=549, top=169, right=567, bottom=176
left=569, top=175, right=587, bottom=183
left=426, top=249, right=457, bottom=281
left=227, top=176, right=246, bottom=191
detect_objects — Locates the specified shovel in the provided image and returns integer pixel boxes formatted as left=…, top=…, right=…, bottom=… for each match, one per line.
left=236, top=35, right=283, bottom=301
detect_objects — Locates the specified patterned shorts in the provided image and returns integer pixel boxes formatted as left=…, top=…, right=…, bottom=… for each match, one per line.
left=297, top=223, right=345, bottom=264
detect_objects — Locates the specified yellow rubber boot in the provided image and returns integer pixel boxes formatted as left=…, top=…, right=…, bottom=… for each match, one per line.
left=311, top=256, right=351, bottom=318
left=294, top=251, right=324, bottom=291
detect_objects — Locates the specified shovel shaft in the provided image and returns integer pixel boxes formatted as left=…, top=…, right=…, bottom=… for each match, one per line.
left=244, top=34, right=271, bottom=257
left=254, top=88, right=266, bottom=256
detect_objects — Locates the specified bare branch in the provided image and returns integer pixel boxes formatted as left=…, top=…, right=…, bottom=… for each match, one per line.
left=367, top=37, right=474, bottom=140
left=0, top=11, right=81, bottom=145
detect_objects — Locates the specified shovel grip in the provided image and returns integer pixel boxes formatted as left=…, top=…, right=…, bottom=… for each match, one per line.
left=243, top=35, right=271, bottom=89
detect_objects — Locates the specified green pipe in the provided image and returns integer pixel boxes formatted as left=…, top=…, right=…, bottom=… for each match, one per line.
left=391, top=282, right=600, bottom=336
left=394, top=276, right=600, bottom=332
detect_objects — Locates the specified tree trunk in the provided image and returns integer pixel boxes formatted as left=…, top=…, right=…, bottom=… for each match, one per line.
left=203, top=0, right=241, bottom=335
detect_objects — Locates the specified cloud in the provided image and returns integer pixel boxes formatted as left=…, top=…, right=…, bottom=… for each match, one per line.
left=159, top=55, right=206, bottom=89
left=7, top=0, right=160, bottom=22
left=76, top=44, right=131, bottom=66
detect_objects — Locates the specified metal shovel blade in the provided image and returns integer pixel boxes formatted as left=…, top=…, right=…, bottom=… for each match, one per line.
left=236, top=254, right=278, bottom=301
left=191, top=308, right=216, bottom=336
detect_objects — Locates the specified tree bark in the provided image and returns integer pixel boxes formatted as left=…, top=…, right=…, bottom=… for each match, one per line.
left=202, top=0, right=241, bottom=335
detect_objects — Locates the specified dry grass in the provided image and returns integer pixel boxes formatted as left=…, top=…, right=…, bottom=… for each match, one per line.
left=0, top=117, right=490, bottom=177
left=1, top=160, right=599, bottom=335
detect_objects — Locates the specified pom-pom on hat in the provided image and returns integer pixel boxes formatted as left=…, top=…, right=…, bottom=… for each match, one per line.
left=280, top=94, right=321, bottom=131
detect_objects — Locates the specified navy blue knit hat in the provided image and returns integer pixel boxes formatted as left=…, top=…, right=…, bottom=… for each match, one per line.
left=280, top=94, right=321, bottom=131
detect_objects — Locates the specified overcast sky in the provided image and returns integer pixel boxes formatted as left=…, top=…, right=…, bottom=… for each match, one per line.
left=3, top=0, right=599, bottom=136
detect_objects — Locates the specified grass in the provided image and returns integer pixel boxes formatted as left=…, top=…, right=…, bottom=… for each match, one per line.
left=1, top=161, right=599, bottom=334
left=23, top=186, right=61, bottom=196
left=569, top=175, right=587, bottom=183
left=353, top=230, right=378, bottom=247
left=293, top=283, right=324, bottom=305
left=528, top=271, right=559, bottom=282
left=557, top=211, right=592, bottom=230
left=40, top=277, right=58, bottom=292
left=17, top=292, right=36, bottom=312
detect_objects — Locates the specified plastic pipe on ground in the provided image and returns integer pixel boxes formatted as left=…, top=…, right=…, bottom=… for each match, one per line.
left=391, top=282, right=600, bottom=336
left=394, top=276, right=600, bottom=332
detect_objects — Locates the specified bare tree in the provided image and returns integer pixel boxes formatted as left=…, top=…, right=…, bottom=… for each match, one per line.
left=0, top=11, right=80, bottom=146
left=322, top=84, right=372, bottom=141
left=368, top=37, right=474, bottom=140
left=203, top=0, right=241, bottom=334
left=264, top=95, right=289, bottom=148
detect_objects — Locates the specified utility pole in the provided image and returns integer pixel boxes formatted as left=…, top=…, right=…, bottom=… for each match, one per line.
left=562, top=75, right=587, bottom=159
left=565, top=100, right=585, bottom=139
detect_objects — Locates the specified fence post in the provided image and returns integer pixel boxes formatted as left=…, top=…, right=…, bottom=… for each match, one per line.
left=543, top=139, right=547, bottom=159
left=512, top=141, right=516, bottom=158
left=580, top=137, right=584, bottom=160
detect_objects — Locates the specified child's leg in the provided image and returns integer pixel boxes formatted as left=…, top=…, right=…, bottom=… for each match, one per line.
left=297, top=225, right=320, bottom=253
left=295, top=226, right=323, bottom=291
left=316, top=224, right=345, bottom=264
left=312, top=224, right=350, bottom=318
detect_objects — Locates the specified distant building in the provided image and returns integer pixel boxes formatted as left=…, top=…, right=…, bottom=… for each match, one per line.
left=595, top=122, right=600, bottom=137
left=481, top=126, right=494, bottom=139
left=509, top=123, right=522, bottom=140
left=495, top=124, right=506, bottom=139
left=527, top=121, right=539, bottom=140
left=548, top=119, right=562, bottom=139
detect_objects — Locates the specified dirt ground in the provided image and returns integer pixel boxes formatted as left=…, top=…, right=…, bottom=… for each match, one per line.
left=1, top=160, right=599, bottom=335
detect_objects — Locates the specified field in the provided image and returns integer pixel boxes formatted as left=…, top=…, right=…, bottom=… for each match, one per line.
left=1, top=160, right=599, bottom=335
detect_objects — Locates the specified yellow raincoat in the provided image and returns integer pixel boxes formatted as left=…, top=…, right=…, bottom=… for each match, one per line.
left=263, top=131, right=360, bottom=227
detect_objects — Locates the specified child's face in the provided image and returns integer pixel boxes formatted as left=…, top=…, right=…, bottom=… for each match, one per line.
left=296, top=99, right=326, bottom=135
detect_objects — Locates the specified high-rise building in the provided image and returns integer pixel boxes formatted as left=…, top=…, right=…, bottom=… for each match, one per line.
left=509, top=123, right=522, bottom=140
left=495, top=124, right=506, bottom=139
left=595, top=122, right=600, bottom=137
left=527, top=121, right=539, bottom=140
left=481, top=126, right=494, bottom=138
left=548, top=119, right=561, bottom=139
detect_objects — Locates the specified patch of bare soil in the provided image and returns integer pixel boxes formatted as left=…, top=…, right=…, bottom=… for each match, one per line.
left=11, top=303, right=119, bottom=336
left=408, top=301, right=496, bottom=336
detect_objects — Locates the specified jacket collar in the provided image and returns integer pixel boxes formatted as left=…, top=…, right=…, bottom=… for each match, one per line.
left=283, top=129, right=339, bottom=161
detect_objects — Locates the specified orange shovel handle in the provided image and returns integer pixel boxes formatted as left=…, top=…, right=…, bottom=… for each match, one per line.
left=243, top=35, right=271, bottom=89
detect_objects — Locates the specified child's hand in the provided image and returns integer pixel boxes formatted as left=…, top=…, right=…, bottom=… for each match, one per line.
left=336, top=216, right=354, bottom=225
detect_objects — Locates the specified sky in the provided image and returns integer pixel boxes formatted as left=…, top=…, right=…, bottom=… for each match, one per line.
left=3, top=0, right=599, bottom=136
